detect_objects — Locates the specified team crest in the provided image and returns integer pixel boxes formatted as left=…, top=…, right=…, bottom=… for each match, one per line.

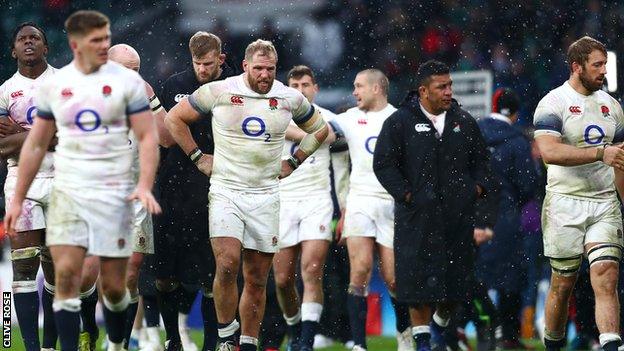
left=272, top=236, right=278, bottom=246
left=117, top=238, right=126, bottom=249
left=61, top=88, right=73, bottom=99
left=139, top=236, right=146, bottom=247
left=102, top=85, right=112, bottom=97
left=319, top=224, right=326, bottom=232
left=453, top=123, right=461, bottom=133
left=601, top=105, right=610, bottom=118
left=269, top=97, right=278, bottom=110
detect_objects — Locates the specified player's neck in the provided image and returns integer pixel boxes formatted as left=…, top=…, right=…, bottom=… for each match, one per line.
left=568, top=77, right=592, bottom=96
left=364, top=100, right=388, bottom=113
left=18, top=60, right=47, bottom=79
left=73, top=57, right=103, bottom=75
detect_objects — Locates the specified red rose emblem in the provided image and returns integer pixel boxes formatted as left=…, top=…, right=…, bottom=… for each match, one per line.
left=269, top=98, right=278, bottom=110
left=102, top=85, right=112, bottom=96
left=601, top=105, right=610, bottom=114
left=61, top=88, right=73, bottom=98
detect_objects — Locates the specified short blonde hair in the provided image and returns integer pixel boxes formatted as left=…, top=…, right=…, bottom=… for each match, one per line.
left=244, top=39, right=277, bottom=62
left=189, top=31, right=221, bottom=58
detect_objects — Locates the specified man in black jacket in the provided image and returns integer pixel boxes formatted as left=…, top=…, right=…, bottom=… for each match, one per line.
left=373, top=60, right=495, bottom=351
left=154, top=31, right=237, bottom=351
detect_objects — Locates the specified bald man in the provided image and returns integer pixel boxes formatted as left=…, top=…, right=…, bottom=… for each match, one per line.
left=334, top=69, right=411, bottom=351
left=109, top=43, right=171, bottom=351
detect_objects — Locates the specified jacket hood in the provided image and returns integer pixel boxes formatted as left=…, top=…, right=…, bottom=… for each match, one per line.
left=478, top=115, right=525, bottom=146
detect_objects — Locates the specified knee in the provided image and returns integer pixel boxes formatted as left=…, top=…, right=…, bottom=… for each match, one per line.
left=101, top=280, right=127, bottom=302
left=592, top=263, right=619, bottom=295
left=245, top=275, right=268, bottom=295
left=302, top=259, right=324, bottom=284
left=350, top=263, right=372, bottom=282
left=549, top=277, right=576, bottom=298
left=274, top=270, right=295, bottom=290
left=215, top=255, right=240, bottom=283
left=11, top=247, right=40, bottom=281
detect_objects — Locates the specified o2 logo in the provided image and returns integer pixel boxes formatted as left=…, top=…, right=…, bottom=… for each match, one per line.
left=242, top=116, right=271, bottom=142
left=583, top=124, right=605, bottom=145
left=26, top=106, right=37, bottom=124
left=365, top=136, right=378, bottom=154
left=75, top=109, right=101, bottom=132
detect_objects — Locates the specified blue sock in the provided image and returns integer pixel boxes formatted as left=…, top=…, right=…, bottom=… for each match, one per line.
left=54, top=299, right=81, bottom=351
left=14, top=290, right=40, bottom=351
left=347, top=292, right=367, bottom=349
left=123, top=298, right=139, bottom=349
left=300, top=320, right=318, bottom=348
left=80, top=286, right=99, bottom=345
left=103, top=295, right=130, bottom=344
left=41, top=286, right=58, bottom=349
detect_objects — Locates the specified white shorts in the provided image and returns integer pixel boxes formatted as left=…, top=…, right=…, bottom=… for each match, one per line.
left=46, top=185, right=134, bottom=257
left=209, top=184, right=280, bottom=253
left=542, top=192, right=624, bottom=258
left=343, top=193, right=394, bottom=249
left=4, top=176, right=52, bottom=232
left=132, top=201, right=154, bottom=254
left=279, top=195, right=333, bottom=248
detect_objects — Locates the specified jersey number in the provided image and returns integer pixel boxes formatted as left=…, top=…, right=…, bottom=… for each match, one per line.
left=242, top=116, right=271, bottom=142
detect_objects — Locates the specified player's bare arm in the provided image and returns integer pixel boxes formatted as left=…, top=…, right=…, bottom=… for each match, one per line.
left=0, top=118, right=27, bottom=158
left=281, top=109, right=329, bottom=178
left=128, top=109, right=162, bottom=214
left=144, top=81, right=175, bottom=147
left=164, top=97, right=213, bottom=176
left=5, top=117, right=56, bottom=236
left=536, top=134, right=624, bottom=169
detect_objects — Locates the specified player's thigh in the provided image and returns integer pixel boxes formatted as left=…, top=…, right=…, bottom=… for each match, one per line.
left=9, top=229, right=44, bottom=250
left=542, top=192, right=587, bottom=258
left=376, top=243, right=395, bottom=284
left=211, top=236, right=242, bottom=276
left=242, top=249, right=274, bottom=287
left=273, top=245, right=300, bottom=286
left=300, top=239, right=330, bottom=279
left=81, top=255, right=100, bottom=289
left=49, top=245, right=86, bottom=290
left=346, top=236, right=375, bottom=273
left=100, top=256, right=129, bottom=294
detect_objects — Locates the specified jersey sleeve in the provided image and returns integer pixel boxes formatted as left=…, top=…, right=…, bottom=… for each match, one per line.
left=533, top=93, right=563, bottom=138
left=291, top=91, right=314, bottom=124
left=34, top=80, right=54, bottom=120
left=125, top=72, right=150, bottom=115
left=611, top=99, right=624, bottom=143
left=188, top=83, right=218, bottom=115
left=0, top=82, right=8, bottom=117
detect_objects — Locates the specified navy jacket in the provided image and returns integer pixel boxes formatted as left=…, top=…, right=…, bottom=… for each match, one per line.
left=475, top=114, right=537, bottom=291
left=373, top=92, right=497, bottom=303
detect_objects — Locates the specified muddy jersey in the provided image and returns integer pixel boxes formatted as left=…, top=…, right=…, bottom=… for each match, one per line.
left=189, top=74, right=314, bottom=191
left=0, top=65, right=56, bottom=177
left=534, top=81, right=624, bottom=200
left=34, top=61, right=149, bottom=189
left=279, top=104, right=334, bottom=198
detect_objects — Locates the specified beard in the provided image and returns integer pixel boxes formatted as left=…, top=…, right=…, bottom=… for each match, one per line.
left=579, top=70, right=604, bottom=92
left=247, top=74, right=274, bottom=94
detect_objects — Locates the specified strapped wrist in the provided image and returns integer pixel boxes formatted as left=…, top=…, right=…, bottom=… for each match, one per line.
left=596, top=144, right=608, bottom=162
left=188, top=147, right=203, bottom=164
left=287, top=155, right=300, bottom=170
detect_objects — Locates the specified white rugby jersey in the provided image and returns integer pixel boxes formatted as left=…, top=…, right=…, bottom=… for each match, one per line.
left=534, top=81, right=624, bottom=200
left=189, top=74, right=314, bottom=191
left=335, top=104, right=396, bottom=199
left=35, top=61, right=149, bottom=189
left=0, top=65, right=56, bottom=177
left=279, top=104, right=334, bottom=199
